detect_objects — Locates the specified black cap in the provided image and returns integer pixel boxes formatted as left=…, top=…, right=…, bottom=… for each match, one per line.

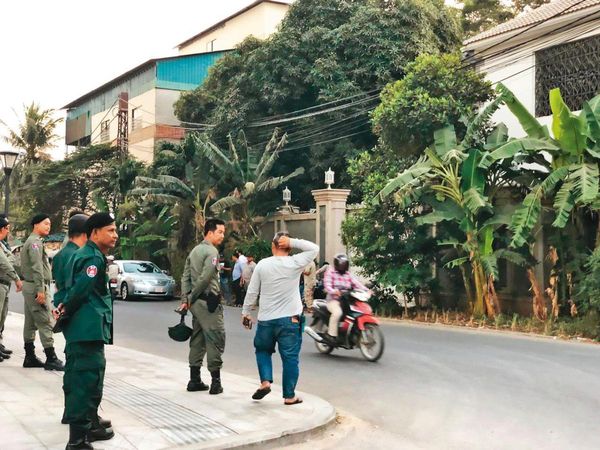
left=68, top=214, right=89, bottom=236
left=31, top=213, right=50, bottom=227
left=85, top=212, right=115, bottom=236
left=0, top=217, right=8, bottom=228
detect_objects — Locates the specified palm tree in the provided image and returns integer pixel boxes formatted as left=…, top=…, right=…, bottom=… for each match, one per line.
left=193, top=129, right=304, bottom=236
left=1, top=102, right=63, bottom=164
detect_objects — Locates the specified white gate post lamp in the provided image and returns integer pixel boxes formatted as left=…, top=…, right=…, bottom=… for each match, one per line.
left=0, top=149, right=24, bottom=215
left=283, top=186, right=291, bottom=207
left=325, top=167, right=335, bottom=189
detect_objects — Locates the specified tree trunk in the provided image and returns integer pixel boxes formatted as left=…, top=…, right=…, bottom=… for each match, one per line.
left=471, top=261, right=485, bottom=317
left=485, top=274, right=500, bottom=317
left=459, top=264, right=474, bottom=312
left=526, top=267, right=547, bottom=320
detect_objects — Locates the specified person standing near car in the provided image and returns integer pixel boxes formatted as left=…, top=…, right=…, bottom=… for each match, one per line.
left=180, top=218, right=226, bottom=395
left=21, top=213, right=64, bottom=370
left=231, top=250, right=247, bottom=306
left=242, top=232, right=319, bottom=405
left=54, top=212, right=118, bottom=449
left=0, top=216, right=23, bottom=360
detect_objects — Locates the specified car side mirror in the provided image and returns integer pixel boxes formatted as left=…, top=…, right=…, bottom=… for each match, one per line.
left=162, top=269, right=170, bottom=276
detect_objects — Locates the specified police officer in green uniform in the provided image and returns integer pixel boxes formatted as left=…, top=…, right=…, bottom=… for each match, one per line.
left=53, top=214, right=89, bottom=309
left=53, top=213, right=107, bottom=427
left=0, top=216, right=22, bottom=360
left=54, top=212, right=118, bottom=450
left=21, top=213, right=64, bottom=370
left=180, top=218, right=226, bottom=395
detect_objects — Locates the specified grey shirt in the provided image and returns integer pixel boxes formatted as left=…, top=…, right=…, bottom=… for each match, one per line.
left=242, top=239, right=319, bottom=321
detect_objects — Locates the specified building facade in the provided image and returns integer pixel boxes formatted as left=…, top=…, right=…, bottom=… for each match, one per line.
left=63, top=0, right=294, bottom=162
left=463, top=0, right=600, bottom=137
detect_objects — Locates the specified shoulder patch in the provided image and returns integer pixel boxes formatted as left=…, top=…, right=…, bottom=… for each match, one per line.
left=86, top=265, right=98, bottom=278
left=212, top=257, right=218, bottom=266
left=31, top=243, right=40, bottom=250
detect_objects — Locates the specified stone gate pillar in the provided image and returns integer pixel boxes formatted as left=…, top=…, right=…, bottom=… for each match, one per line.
left=311, top=188, right=351, bottom=265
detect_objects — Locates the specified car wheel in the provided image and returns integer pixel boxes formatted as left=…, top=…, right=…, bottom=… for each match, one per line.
left=121, top=283, right=130, bottom=301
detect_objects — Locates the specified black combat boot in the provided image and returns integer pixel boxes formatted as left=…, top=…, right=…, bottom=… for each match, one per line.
left=0, top=348, right=10, bottom=359
left=44, top=347, right=65, bottom=371
left=187, top=366, right=209, bottom=392
left=66, top=426, right=93, bottom=450
left=0, top=353, right=4, bottom=362
left=90, top=410, right=112, bottom=429
left=23, top=342, right=44, bottom=368
left=0, top=344, right=13, bottom=355
left=87, top=425, right=114, bottom=442
left=209, top=370, right=223, bottom=395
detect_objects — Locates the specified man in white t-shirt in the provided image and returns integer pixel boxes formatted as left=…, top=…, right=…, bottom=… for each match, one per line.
left=242, top=232, right=318, bottom=405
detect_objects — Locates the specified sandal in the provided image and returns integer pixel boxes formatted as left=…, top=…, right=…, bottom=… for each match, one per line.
left=284, top=398, right=303, bottom=405
left=252, top=387, right=271, bottom=400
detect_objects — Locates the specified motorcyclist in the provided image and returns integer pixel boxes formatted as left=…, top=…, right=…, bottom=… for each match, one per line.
left=322, top=254, right=367, bottom=345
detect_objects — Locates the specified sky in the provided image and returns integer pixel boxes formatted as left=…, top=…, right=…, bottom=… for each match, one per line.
left=0, top=0, right=268, bottom=159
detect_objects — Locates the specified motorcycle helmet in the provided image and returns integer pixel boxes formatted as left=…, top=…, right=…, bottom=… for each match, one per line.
left=334, top=253, right=350, bottom=274
left=168, top=312, right=193, bottom=342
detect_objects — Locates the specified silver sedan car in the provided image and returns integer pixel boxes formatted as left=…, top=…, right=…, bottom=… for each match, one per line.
left=112, top=260, right=175, bottom=301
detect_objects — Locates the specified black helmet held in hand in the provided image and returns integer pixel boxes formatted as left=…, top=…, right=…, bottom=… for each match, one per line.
left=168, top=312, right=193, bottom=342
left=334, top=253, right=350, bottom=274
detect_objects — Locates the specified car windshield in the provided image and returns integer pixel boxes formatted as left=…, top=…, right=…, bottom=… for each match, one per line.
left=123, top=262, right=162, bottom=274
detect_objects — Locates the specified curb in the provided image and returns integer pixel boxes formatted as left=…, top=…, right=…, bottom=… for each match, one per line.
left=376, top=315, right=599, bottom=346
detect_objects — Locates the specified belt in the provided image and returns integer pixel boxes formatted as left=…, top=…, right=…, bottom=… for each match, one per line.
left=23, top=280, right=51, bottom=284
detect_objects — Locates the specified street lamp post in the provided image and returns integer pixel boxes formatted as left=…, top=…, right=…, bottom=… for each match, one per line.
left=0, top=149, right=24, bottom=216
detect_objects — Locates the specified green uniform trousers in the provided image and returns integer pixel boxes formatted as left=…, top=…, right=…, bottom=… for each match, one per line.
left=63, top=341, right=105, bottom=432
left=0, top=284, right=9, bottom=345
left=22, top=281, right=54, bottom=348
left=189, top=300, right=225, bottom=372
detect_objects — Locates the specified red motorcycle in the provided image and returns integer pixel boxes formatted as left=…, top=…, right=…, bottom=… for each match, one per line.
left=305, top=290, right=385, bottom=362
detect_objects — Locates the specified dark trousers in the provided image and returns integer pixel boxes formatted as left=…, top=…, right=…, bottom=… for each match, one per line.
left=63, top=341, right=105, bottom=432
left=232, top=279, right=244, bottom=306
left=254, top=316, right=302, bottom=399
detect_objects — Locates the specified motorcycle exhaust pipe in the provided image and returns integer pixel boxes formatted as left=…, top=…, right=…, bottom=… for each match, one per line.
left=304, top=326, right=323, bottom=342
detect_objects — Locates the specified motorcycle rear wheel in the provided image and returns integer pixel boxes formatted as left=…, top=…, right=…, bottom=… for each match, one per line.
left=359, top=324, right=384, bottom=362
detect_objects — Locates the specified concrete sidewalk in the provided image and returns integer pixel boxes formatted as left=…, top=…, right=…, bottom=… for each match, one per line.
left=0, top=312, right=335, bottom=450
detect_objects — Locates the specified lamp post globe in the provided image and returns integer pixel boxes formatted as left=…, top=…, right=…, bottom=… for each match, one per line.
left=283, top=186, right=291, bottom=206
left=325, top=167, right=335, bottom=189
left=0, top=149, right=24, bottom=215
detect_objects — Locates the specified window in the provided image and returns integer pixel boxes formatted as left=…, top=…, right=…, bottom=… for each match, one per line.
left=122, top=262, right=162, bottom=274
left=100, top=120, right=110, bottom=142
left=206, top=39, right=216, bottom=52
left=131, top=107, right=142, bottom=131
left=535, top=34, right=600, bottom=117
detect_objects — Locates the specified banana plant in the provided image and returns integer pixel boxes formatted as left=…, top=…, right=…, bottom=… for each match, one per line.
left=479, top=84, right=600, bottom=248
left=193, top=129, right=304, bottom=237
left=375, top=98, right=526, bottom=317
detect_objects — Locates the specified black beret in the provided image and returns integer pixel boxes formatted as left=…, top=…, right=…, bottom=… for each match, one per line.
left=68, top=214, right=89, bottom=236
left=0, top=217, right=8, bottom=228
left=85, top=212, right=115, bottom=234
left=31, top=213, right=50, bottom=226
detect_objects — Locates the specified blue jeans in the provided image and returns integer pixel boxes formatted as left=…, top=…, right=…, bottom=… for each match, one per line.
left=254, top=316, right=302, bottom=399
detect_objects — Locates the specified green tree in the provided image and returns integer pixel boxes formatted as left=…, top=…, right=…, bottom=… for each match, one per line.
left=371, top=53, right=493, bottom=157
left=1, top=102, right=63, bottom=164
left=342, top=150, right=437, bottom=308
left=376, top=95, right=528, bottom=317
left=175, top=0, right=463, bottom=206
left=461, top=0, right=515, bottom=36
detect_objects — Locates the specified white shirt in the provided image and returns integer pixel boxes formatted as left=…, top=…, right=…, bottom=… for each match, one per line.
left=242, top=239, right=319, bottom=321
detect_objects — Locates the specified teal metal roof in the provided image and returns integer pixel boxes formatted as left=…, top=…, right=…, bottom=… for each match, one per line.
left=64, top=51, right=228, bottom=120
left=156, top=52, right=225, bottom=90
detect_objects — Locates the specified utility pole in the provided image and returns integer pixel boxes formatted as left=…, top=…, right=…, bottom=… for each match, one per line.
left=117, top=92, right=129, bottom=160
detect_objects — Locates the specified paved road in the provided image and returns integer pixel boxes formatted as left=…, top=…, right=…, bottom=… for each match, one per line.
left=8, top=292, right=600, bottom=449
